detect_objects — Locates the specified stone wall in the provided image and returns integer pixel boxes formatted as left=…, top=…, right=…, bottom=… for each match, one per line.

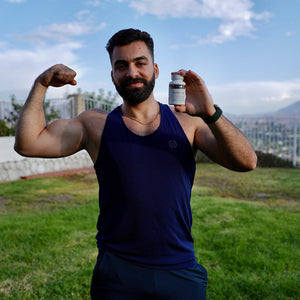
left=0, top=137, right=93, bottom=182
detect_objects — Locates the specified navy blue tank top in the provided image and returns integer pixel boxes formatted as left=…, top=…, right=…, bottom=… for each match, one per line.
left=94, top=103, right=196, bottom=269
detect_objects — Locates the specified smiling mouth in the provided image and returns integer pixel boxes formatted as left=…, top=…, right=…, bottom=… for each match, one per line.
left=127, top=82, right=144, bottom=88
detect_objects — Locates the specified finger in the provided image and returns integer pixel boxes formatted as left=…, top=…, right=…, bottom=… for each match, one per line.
left=55, top=70, right=77, bottom=84
left=185, top=70, right=206, bottom=87
left=172, top=69, right=187, bottom=77
left=174, top=105, right=186, bottom=113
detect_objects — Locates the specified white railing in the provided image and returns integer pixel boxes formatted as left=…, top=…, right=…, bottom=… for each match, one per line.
left=235, top=119, right=299, bottom=167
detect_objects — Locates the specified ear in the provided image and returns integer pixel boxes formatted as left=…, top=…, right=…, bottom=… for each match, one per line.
left=154, top=63, right=159, bottom=79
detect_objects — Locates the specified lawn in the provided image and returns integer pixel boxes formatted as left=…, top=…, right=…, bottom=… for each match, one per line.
left=0, top=165, right=299, bottom=299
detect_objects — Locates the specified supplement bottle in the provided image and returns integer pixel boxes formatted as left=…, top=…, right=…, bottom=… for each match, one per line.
left=168, top=74, right=186, bottom=105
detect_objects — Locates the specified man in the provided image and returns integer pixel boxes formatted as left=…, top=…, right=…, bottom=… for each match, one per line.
left=15, top=28, right=257, bottom=299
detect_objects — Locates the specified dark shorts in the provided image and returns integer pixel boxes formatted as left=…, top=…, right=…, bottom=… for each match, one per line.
left=90, top=251, right=207, bottom=300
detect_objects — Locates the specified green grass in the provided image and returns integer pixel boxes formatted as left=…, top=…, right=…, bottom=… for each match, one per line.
left=0, top=165, right=299, bottom=299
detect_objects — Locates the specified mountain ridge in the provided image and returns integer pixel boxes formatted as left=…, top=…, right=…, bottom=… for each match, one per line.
left=227, top=101, right=300, bottom=119
left=275, top=101, right=300, bottom=116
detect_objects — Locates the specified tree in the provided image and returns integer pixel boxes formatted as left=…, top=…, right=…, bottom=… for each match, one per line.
left=3, top=95, right=23, bottom=136
left=82, top=88, right=119, bottom=112
left=43, top=101, right=61, bottom=124
left=3, top=95, right=61, bottom=136
left=0, top=120, right=12, bottom=136
left=4, top=95, right=22, bottom=130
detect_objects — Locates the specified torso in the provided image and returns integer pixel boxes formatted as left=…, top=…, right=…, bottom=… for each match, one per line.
left=93, top=103, right=197, bottom=268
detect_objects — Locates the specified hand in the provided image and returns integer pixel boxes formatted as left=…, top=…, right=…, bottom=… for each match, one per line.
left=36, top=64, right=77, bottom=88
left=173, top=70, right=216, bottom=118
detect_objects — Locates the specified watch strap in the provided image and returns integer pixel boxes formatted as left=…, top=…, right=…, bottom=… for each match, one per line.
left=202, top=105, right=223, bottom=124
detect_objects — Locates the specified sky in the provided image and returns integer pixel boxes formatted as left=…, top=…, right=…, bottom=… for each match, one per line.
left=0, top=0, right=299, bottom=115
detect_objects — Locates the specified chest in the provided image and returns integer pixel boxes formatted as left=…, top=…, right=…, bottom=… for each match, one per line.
left=121, top=115, right=161, bottom=136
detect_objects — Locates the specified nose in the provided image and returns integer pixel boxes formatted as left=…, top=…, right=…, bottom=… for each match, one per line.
left=126, top=64, right=138, bottom=78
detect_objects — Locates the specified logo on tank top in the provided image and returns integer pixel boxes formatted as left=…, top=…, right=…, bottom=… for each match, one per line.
left=168, top=140, right=178, bottom=149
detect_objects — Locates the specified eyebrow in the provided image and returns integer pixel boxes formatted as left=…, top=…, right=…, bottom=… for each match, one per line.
left=113, top=56, right=149, bottom=68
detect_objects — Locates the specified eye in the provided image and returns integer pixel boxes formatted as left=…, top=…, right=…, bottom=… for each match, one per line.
left=115, top=64, right=126, bottom=71
left=136, top=61, right=147, bottom=67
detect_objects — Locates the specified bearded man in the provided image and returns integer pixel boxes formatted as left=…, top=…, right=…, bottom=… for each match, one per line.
left=15, top=28, right=257, bottom=300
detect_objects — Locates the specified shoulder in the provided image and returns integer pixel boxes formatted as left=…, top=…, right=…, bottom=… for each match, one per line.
left=168, top=105, right=207, bottom=148
left=168, top=105, right=203, bottom=130
left=74, top=108, right=110, bottom=161
left=79, top=107, right=108, bottom=118
left=77, top=108, right=108, bottom=128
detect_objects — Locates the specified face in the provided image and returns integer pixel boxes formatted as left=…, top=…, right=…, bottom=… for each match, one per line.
left=110, top=41, right=159, bottom=104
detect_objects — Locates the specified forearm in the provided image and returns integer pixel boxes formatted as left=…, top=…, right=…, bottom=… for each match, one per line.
left=14, top=80, right=48, bottom=154
left=206, top=115, right=257, bottom=171
left=168, top=69, right=256, bottom=171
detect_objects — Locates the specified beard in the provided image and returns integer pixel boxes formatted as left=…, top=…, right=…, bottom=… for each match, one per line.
left=114, top=73, right=155, bottom=105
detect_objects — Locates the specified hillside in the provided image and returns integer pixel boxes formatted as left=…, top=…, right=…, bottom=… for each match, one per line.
left=275, top=101, right=300, bottom=115
left=228, top=100, right=300, bottom=124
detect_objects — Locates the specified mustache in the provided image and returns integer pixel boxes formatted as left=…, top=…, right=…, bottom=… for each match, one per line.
left=120, top=77, right=148, bottom=88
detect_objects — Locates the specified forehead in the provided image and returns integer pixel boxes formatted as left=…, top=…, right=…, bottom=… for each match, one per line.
left=110, top=41, right=152, bottom=64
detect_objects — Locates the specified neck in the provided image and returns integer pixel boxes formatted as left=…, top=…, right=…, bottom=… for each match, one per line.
left=121, top=97, right=160, bottom=126
left=122, top=95, right=157, bottom=118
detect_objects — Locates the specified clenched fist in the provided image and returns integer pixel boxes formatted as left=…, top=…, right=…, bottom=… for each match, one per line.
left=36, top=64, right=77, bottom=88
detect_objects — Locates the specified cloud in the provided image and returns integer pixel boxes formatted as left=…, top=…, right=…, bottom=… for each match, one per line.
left=285, top=31, right=294, bottom=37
left=12, top=21, right=107, bottom=45
left=76, top=10, right=91, bottom=20
left=0, top=42, right=84, bottom=99
left=86, top=0, right=101, bottom=7
left=210, top=79, right=300, bottom=114
left=0, top=15, right=107, bottom=100
left=4, top=0, right=26, bottom=3
left=129, top=0, right=270, bottom=44
left=0, top=40, right=8, bottom=50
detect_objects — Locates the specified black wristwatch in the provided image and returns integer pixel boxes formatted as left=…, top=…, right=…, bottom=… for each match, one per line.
left=202, top=105, right=223, bottom=124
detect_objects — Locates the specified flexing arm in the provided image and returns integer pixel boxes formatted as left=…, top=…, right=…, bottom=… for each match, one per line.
left=14, top=64, right=84, bottom=158
left=175, top=70, right=257, bottom=172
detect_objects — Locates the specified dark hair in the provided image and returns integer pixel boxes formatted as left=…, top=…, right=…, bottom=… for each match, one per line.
left=106, top=28, right=154, bottom=61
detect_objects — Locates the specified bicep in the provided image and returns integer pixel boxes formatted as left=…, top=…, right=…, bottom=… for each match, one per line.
left=21, top=118, right=85, bottom=158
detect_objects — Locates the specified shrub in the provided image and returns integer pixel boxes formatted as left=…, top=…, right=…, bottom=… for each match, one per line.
left=196, top=150, right=295, bottom=168
left=256, top=151, right=294, bottom=168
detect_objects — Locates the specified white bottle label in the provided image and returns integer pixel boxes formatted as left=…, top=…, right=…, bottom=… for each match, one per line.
left=169, top=84, right=186, bottom=105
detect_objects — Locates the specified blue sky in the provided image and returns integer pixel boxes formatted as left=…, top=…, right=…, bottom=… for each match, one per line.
left=0, top=0, right=299, bottom=114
